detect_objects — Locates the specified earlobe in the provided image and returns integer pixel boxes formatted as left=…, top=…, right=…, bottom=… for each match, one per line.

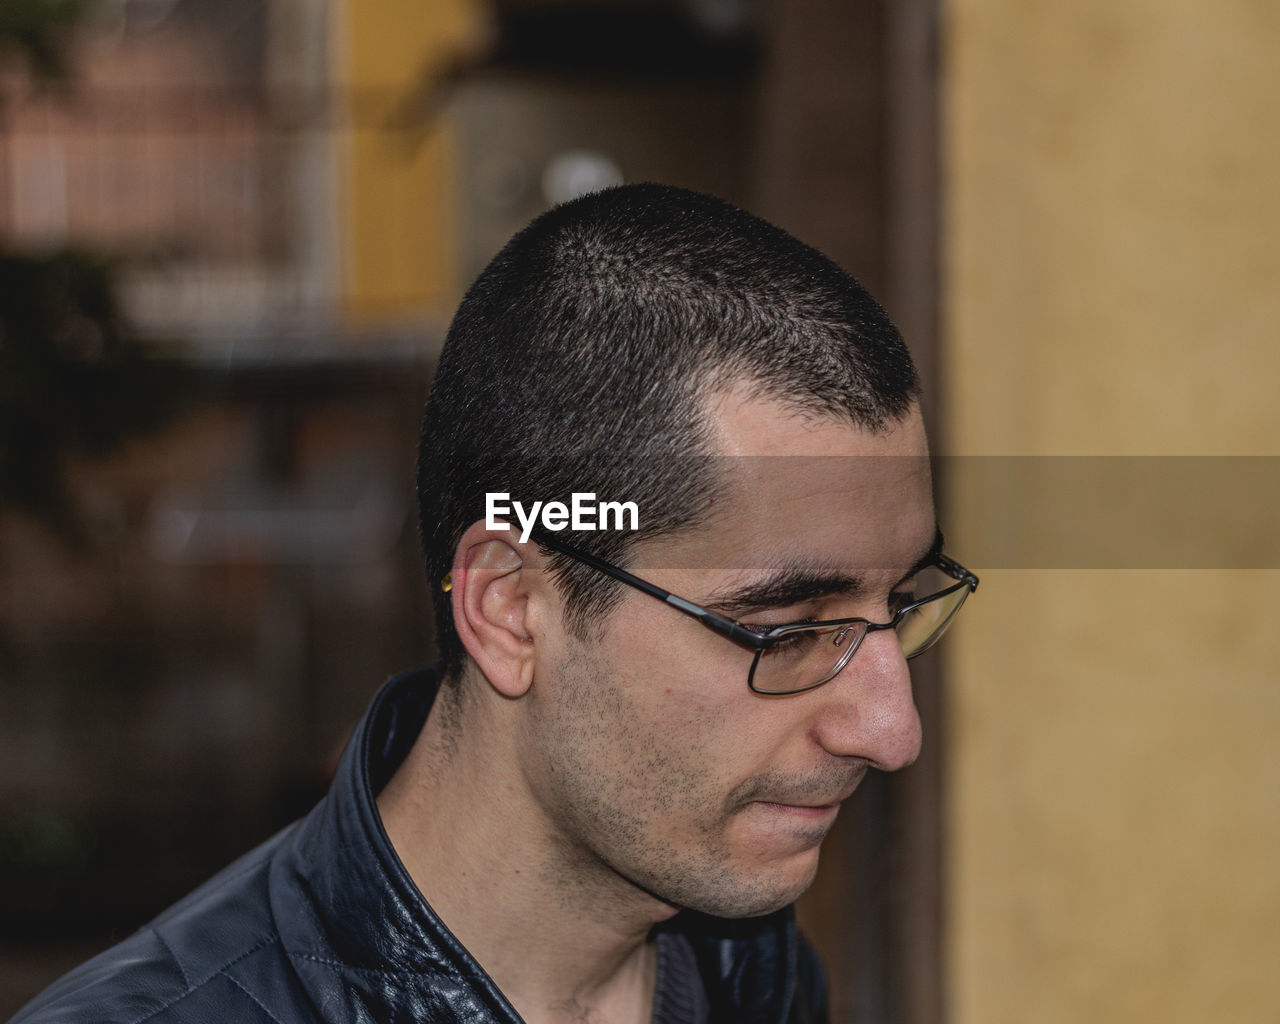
left=450, top=525, right=537, bottom=698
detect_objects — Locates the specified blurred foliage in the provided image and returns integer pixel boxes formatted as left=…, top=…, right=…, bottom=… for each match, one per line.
left=0, top=251, right=197, bottom=539
left=0, top=4, right=197, bottom=543
left=0, top=0, right=97, bottom=82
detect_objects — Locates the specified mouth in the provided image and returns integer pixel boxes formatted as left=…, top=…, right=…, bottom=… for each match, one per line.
left=753, top=801, right=841, bottom=820
left=730, top=763, right=869, bottom=822
left=748, top=774, right=866, bottom=813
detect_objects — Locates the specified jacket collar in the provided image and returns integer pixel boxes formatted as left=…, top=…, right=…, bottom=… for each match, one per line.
left=270, top=667, right=801, bottom=1023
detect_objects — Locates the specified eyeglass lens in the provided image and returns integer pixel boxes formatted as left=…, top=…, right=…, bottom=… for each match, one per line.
left=749, top=564, right=972, bottom=695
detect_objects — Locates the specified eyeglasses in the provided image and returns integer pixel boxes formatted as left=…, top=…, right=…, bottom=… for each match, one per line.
left=533, top=532, right=979, bottom=695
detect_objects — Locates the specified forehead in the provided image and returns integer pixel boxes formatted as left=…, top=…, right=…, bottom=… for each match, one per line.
left=638, top=390, right=935, bottom=577
left=708, top=387, right=928, bottom=458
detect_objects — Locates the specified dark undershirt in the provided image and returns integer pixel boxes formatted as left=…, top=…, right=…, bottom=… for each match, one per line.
left=650, top=931, right=710, bottom=1024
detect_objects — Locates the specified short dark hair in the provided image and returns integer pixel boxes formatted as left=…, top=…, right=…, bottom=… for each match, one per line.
left=417, top=183, right=919, bottom=679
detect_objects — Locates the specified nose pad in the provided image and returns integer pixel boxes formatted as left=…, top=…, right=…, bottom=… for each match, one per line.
left=827, top=624, right=868, bottom=680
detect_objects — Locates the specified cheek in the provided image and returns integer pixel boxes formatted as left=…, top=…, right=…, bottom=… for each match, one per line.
left=544, top=632, right=744, bottom=811
left=612, top=657, right=777, bottom=829
left=626, top=647, right=753, bottom=755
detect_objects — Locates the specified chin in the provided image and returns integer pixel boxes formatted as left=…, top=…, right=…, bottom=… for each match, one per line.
left=670, top=850, right=822, bottom=920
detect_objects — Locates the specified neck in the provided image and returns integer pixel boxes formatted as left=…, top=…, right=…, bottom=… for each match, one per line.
left=377, top=681, right=677, bottom=1024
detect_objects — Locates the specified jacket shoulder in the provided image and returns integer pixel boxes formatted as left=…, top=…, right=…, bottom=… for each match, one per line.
left=9, top=828, right=314, bottom=1024
left=788, top=932, right=828, bottom=1024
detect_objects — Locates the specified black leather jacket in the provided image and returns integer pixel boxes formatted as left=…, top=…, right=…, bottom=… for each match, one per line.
left=11, top=668, right=827, bottom=1024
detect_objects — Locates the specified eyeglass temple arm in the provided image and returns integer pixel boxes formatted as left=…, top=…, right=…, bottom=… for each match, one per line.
left=935, top=552, right=980, bottom=590
left=532, top=533, right=772, bottom=650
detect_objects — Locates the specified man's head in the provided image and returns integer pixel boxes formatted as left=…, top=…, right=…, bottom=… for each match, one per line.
left=414, top=184, right=937, bottom=919
left=418, top=184, right=920, bottom=679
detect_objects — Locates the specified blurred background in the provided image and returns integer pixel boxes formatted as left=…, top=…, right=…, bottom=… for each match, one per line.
left=0, top=1, right=1276, bottom=1022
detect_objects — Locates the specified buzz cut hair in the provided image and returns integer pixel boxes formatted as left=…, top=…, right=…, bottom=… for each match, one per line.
left=417, top=183, right=920, bottom=679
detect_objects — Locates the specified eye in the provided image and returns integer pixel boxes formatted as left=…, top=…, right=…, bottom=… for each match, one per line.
left=742, top=616, right=818, bottom=637
left=758, top=624, right=824, bottom=660
left=888, top=589, right=918, bottom=617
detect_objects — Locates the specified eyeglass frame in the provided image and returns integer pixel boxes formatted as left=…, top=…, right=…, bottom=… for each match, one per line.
left=530, top=530, right=979, bottom=695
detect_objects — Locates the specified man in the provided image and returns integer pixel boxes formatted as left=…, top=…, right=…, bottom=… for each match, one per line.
left=11, top=185, right=976, bottom=1023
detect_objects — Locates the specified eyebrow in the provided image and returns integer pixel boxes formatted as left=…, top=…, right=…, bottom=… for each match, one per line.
left=703, top=527, right=943, bottom=617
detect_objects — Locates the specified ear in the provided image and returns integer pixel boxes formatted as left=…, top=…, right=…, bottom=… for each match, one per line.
left=449, top=520, right=537, bottom=698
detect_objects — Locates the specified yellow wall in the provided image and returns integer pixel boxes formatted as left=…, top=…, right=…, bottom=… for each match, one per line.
left=945, top=3, right=1280, bottom=1023
left=335, top=0, right=481, bottom=321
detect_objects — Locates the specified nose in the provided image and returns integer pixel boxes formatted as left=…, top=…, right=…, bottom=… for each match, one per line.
left=810, top=629, right=923, bottom=771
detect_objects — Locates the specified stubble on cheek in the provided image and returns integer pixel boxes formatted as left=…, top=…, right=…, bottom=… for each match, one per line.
left=527, top=647, right=808, bottom=918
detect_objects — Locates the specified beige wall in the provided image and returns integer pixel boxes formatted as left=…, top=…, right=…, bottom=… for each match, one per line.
left=335, top=0, right=481, bottom=322
left=944, top=3, right=1280, bottom=1023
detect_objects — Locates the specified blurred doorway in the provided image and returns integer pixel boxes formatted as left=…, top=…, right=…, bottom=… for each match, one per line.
left=754, top=2, right=944, bottom=1022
